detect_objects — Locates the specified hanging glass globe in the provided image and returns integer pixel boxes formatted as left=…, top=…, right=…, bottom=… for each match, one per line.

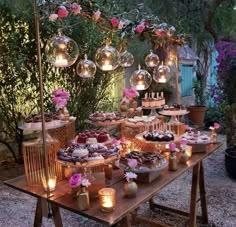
left=95, top=38, right=120, bottom=71
left=119, top=50, right=134, bottom=67
left=76, top=54, right=96, bottom=79
left=153, top=64, right=170, bottom=83
left=46, top=31, right=79, bottom=68
left=130, top=65, right=152, bottom=90
left=145, top=50, right=160, bottom=68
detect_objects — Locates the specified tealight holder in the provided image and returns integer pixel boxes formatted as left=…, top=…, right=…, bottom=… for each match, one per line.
left=98, top=188, right=116, bottom=212
left=42, top=175, right=57, bottom=192
left=145, top=50, right=160, bottom=67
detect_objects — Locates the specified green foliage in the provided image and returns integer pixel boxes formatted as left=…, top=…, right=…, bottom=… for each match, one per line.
left=204, top=106, right=225, bottom=130
left=192, top=79, right=207, bottom=106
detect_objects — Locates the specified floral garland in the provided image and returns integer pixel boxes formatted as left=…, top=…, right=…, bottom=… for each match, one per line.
left=39, top=0, right=185, bottom=48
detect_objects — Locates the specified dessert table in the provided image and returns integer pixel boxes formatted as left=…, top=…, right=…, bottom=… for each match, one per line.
left=4, top=142, right=223, bottom=227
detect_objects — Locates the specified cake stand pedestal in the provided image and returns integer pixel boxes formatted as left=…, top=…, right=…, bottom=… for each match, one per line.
left=142, top=106, right=162, bottom=116
left=159, top=111, right=189, bottom=124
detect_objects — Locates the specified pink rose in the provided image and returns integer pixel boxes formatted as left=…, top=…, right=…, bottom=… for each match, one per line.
left=49, top=14, right=58, bottom=21
left=69, top=173, right=82, bottom=188
left=155, top=29, right=164, bottom=37
left=52, top=97, right=61, bottom=104
left=118, top=21, right=124, bottom=30
left=71, top=3, right=81, bottom=15
left=58, top=6, right=69, bottom=18
left=127, top=159, right=138, bottom=169
left=112, top=139, right=121, bottom=146
left=93, top=10, right=101, bottom=21
left=135, top=24, right=145, bottom=33
left=169, top=143, right=176, bottom=152
left=59, top=91, right=70, bottom=100
left=110, top=17, right=119, bottom=28
left=52, top=88, right=63, bottom=96
left=214, top=123, right=220, bottom=129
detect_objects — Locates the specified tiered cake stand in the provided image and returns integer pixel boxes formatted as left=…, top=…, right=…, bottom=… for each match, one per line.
left=158, top=110, right=189, bottom=124
left=142, top=106, right=162, bottom=116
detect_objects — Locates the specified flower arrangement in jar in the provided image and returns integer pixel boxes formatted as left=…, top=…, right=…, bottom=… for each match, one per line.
left=209, top=122, right=221, bottom=142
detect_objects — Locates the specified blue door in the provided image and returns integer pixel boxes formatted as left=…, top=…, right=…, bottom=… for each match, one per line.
left=179, top=64, right=194, bottom=96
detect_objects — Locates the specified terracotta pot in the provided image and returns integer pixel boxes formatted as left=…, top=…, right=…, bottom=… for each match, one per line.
left=187, top=106, right=207, bottom=126
left=123, top=180, right=138, bottom=197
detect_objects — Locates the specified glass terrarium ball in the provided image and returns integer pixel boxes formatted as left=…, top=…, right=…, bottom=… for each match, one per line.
left=153, top=64, right=170, bottom=83
left=76, top=55, right=96, bottom=79
left=145, top=50, right=160, bottom=68
left=95, top=44, right=120, bottom=71
left=130, top=66, right=152, bottom=90
left=46, top=34, right=79, bottom=68
left=119, top=50, right=134, bottom=67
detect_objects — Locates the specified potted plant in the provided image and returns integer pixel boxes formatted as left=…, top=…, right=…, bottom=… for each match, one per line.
left=214, top=40, right=236, bottom=178
left=187, top=78, right=207, bottom=126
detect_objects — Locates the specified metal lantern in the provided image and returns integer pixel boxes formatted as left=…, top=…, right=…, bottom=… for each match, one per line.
left=95, top=38, right=120, bottom=71
left=130, top=65, right=152, bottom=90
left=76, top=54, right=96, bottom=78
left=46, top=31, right=79, bottom=68
left=119, top=50, right=134, bottom=67
left=145, top=50, right=160, bottom=68
left=153, top=64, right=170, bottom=83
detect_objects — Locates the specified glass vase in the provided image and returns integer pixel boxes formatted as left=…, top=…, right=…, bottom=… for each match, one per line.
left=123, top=179, right=138, bottom=198
left=169, top=153, right=178, bottom=171
left=77, top=187, right=90, bottom=211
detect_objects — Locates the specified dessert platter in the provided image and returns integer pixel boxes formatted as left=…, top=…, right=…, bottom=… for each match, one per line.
left=75, top=130, right=112, bottom=144
left=19, top=112, right=68, bottom=130
left=87, top=111, right=125, bottom=127
left=120, top=150, right=167, bottom=173
left=181, top=130, right=211, bottom=144
left=124, top=116, right=159, bottom=128
left=57, top=143, right=120, bottom=168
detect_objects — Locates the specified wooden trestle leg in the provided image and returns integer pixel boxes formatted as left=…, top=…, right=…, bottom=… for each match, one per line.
left=34, top=198, right=43, bottom=227
left=51, top=203, right=63, bottom=227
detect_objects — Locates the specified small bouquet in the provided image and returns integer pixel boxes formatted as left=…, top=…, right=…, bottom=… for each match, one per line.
left=209, top=122, right=221, bottom=131
left=121, top=87, right=139, bottom=104
left=180, top=138, right=188, bottom=151
left=124, top=158, right=138, bottom=183
left=69, top=173, right=91, bottom=189
left=169, top=143, right=179, bottom=154
left=51, top=88, right=70, bottom=111
left=209, top=122, right=220, bottom=142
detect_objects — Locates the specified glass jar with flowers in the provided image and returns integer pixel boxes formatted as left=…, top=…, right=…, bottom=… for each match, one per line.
left=51, top=88, right=70, bottom=120
left=179, top=138, right=191, bottom=164
left=168, top=143, right=179, bottom=171
left=209, top=122, right=220, bottom=143
left=124, top=159, right=138, bottom=198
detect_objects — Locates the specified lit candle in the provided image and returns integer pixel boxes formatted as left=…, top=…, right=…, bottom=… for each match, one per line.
left=98, top=188, right=116, bottom=212
left=101, top=60, right=113, bottom=71
left=158, top=76, right=167, bottom=83
left=136, top=84, right=145, bottom=90
left=54, top=55, right=68, bottom=67
left=42, top=176, right=57, bottom=192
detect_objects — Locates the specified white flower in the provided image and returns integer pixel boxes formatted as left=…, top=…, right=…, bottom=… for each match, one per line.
left=125, top=172, right=137, bottom=182
left=118, top=21, right=125, bottom=30
left=93, top=10, right=101, bottom=21
left=81, top=178, right=91, bottom=187
left=49, top=14, right=58, bottom=22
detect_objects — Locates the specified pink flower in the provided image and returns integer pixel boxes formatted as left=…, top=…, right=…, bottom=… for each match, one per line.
left=69, top=173, right=82, bottom=188
left=58, top=6, right=69, bottom=18
left=120, top=137, right=128, bottom=144
left=93, top=10, right=101, bottom=21
left=110, top=17, right=119, bottom=28
left=81, top=178, right=91, bottom=187
left=123, top=87, right=139, bottom=99
left=118, top=21, right=124, bottom=30
left=155, top=29, right=164, bottom=37
left=52, top=88, right=63, bottom=96
left=49, top=14, right=58, bottom=21
left=52, top=97, right=61, bottom=104
left=112, top=139, right=121, bottom=146
left=180, top=138, right=188, bottom=145
left=135, top=24, right=145, bottom=33
left=59, top=91, right=70, bottom=100
left=127, top=159, right=138, bottom=169
left=214, top=123, right=220, bottom=129
left=169, top=143, right=176, bottom=152
left=71, top=3, right=81, bottom=15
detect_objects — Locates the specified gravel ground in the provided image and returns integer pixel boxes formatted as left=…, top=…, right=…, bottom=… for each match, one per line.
left=0, top=134, right=236, bottom=227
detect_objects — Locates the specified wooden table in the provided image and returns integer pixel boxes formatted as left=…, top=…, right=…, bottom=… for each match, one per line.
left=4, top=142, right=223, bottom=227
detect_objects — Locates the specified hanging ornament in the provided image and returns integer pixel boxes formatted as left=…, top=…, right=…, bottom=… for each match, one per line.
left=153, top=63, right=170, bottom=83
left=76, top=54, right=96, bottom=78
left=145, top=50, right=160, bottom=68
left=130, top=65, right=152, bottom=90
left=119, top=50, right=134, bottom=67
left=46, top=29, right=79, bottom=68
left=95, top=38, right=120, bottom=71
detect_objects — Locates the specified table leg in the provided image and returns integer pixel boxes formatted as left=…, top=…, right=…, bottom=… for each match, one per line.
left=189, top=162, right=200, bottom=227
left=51, top=203, right=63, bottom=227
left=199, top=161, right=209, bottom=224
left=112, top=215, right=131, bottom=227
left=34, top=198, right=43, bottom=227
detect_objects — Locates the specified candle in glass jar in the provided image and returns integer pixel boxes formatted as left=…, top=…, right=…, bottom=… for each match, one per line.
left=101, top=60, right=112, bottom=71
left=158, top=76, right=167, bottom=83
left=98, top=188, right=116, bottom=212
left=54, top=55, right=68, bottom=67
left=42, top=176, right=57, bottom=192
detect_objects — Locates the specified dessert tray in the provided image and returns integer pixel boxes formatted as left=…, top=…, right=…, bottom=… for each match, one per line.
left=181, top=131, right=211, bottom=144
left=159, top=110, right=189, bottom=116
left=57, top=143, right=120, bottom=168
left=120, top=151, right=167, bottom=173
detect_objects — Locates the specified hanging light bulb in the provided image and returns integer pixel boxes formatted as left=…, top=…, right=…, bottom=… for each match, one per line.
left=145, top=50, right=160, bottom=68
left=76, top=54, right=96, bottom=78
left=166, top=51, right=175, bottom=66
left=119, top=50, right=134, bottom=67
left=46, top=29, right=79, bottom=68
left=95, top=38, right=120, bottom=71
left=153, top=63, right=170, bottom=83
left=130, top=65, right=152, bottom=90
